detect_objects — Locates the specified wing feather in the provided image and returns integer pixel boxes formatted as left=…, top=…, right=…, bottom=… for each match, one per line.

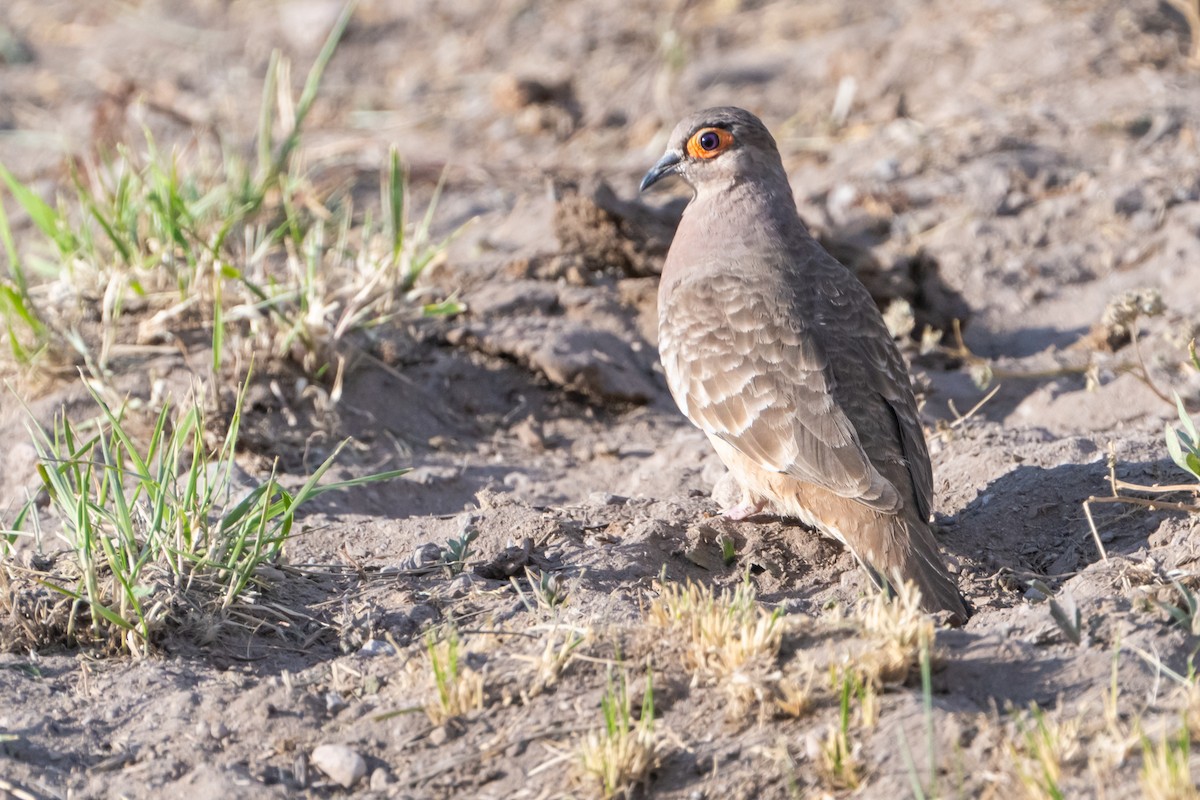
left=659, top=266, right=903, bottom=511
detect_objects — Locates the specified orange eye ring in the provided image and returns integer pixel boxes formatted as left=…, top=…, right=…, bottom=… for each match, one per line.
left=686, top=127, right=734, bottom=159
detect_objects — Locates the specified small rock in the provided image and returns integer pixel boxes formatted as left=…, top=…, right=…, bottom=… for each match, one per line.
left=503, top=471, right=531, bottom=490
left=447, top=573, right=477, bottom=598
left=210, top=721, right=230, bottom=740
left=711, top=471, right=741, bottom=511
left=325, top=692, right=349, bottom=714
left=587, top=491, right=628, bottom=506
left=428, top=718, right=467, bottom=746
left=870, top=157, right=900, bottom=182
left=359, top=639, right=396, bottom=657
left=311, top=743, right=367, bottom=789
left=369, top=767, right=394, bottom=791
left=411, top=542, right=444, bottom=569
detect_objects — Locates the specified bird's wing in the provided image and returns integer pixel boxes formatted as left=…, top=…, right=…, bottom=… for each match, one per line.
left=854, top=323, right=934, bottom=521
left=659, top=268, right=902, bottom=512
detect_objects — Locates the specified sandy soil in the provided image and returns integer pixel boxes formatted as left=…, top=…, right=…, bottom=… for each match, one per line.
left=2, top=0, right=1200, bottom=797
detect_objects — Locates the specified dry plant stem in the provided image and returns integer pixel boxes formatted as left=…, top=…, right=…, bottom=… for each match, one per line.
left=946, top=382, right=1002, bottom=425
left=1083, top=443, right=1200, bottom=562
left=1128, top=325, right=1174, bottom=407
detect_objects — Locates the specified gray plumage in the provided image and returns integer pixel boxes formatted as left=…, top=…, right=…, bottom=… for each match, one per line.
left=642, top=107, right=967, bottom=622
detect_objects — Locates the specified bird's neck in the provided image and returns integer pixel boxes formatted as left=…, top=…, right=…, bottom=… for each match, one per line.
left=662, top=173, right=807, bottom=290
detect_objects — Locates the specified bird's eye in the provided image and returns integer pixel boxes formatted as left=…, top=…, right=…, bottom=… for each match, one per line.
left=686, top=127, right=734, bottom=159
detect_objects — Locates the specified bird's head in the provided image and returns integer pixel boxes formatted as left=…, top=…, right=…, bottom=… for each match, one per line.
left=639, top=107, right=784, bottom=195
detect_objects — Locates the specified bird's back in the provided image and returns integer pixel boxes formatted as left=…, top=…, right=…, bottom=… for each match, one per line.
left=658, top=193, right=932, bottom=521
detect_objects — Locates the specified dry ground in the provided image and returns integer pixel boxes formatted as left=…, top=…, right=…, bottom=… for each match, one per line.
left=2, top=0, right=1200, bottom=797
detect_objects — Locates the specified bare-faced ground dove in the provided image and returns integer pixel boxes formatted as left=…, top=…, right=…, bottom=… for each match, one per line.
left=642, top=107, right=969, bottom=623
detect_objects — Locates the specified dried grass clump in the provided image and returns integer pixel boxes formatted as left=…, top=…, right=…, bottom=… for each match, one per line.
left=423, top=627, right=485, bottom=725
left=647, top=578, right=786, bottom=679
left=576, top=669, right=663, bottom=800
left=852, top=579, right=936, bottom=684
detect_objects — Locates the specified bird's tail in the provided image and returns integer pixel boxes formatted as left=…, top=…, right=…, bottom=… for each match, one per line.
left=867, top=514, right=970, bottom=625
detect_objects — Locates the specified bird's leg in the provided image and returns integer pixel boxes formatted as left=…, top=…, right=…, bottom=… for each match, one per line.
left=721, top=492, right=767, bottom=521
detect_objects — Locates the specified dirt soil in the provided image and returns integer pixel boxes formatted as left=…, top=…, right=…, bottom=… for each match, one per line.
left=3, top=0, right=1200, bottom=798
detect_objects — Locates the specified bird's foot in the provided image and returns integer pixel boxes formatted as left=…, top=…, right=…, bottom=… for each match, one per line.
left=721, top=498, right=767, bottom=521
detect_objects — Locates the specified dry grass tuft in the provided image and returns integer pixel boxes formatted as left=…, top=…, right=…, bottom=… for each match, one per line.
left=852, top=578, right=935, bottom=684
left=514, top=623, right=592, bottom=699
left=647, top=577, right=804, bottom=722
left=1008, top=703, right=1082, bottom=800
left=576, top=669, right=663, bottom=799
left=1140, top=726, right=1197, bottom=800
left=647, top=578, right=786, bottom=679
left=424, top=627, right=485, bottom=725
left=818, top=723, right=862, bottom=791
left=769, top=664, right=818, bottom=719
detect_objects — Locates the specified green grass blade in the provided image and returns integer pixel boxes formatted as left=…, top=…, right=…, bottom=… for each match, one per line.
left=263, top=1, right=356, bottom=194
left=0, top=162, right=79, bottom=256
left=0, top=184, right=29, bottom=293
left=387, top=145, right=405, bottom=261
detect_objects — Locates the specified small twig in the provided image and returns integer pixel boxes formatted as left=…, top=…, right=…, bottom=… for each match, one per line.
left=1081, top=440, right=1200, bottom=560
left=1086, top=495, right=1200, bottom=516
left=1111, top=479, right=1200, bottom=496
left=1082, top=500, right=1110, bottom=563
left=946, top=383, right=1002, bottom=428
left=1128, top=325, right=1173, bottom=405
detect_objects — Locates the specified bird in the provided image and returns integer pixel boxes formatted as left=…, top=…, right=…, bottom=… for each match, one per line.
left=640, top=106, right=968, bottom=623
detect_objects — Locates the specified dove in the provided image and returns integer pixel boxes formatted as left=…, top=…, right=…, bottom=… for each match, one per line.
left=642, top=107, right=968, bottom=622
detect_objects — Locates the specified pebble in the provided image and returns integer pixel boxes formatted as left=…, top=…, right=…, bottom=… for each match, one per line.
left=360, top=639, right=397, bottom=657
left=587, top=491, right=628, bottom=506
left=447, top=573, right=478, bottom=598
left=370, top=767, right=394, bottom=791
left=311, top=743, right=367, bottom=788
